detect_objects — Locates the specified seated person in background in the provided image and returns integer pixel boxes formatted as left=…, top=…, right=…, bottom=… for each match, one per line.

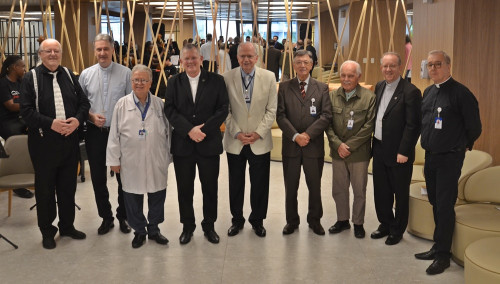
left=163, top=55, right=177, bottom=78
left=0, top=55, right=33, bottom=199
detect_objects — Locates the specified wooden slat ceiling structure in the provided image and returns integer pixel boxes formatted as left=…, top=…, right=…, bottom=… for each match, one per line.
left=0, top=0, right=360, bottom=21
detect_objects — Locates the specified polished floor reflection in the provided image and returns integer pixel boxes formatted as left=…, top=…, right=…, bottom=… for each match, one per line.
left=0, top=155, right=464, bottom=283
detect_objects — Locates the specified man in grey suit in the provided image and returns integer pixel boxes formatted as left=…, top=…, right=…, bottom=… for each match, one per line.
left=265, top=40, right=281, bottom=82
left=277, top=50, right=332, bottom=235
left=223, top=42, right=277, bottom=238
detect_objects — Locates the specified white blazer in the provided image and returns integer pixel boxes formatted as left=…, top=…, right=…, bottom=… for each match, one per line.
left=106, top=93, right=172, bottom=194
left=222, top=67, right=277, bottom=155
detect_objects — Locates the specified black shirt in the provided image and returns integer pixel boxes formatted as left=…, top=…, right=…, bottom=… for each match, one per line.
left=19, top=64, right=90, bottom=134
left=421, top=77, right=481, bottom=153
left=0, top=77, right=22, bottom=121
left=164, top=64, right=177, bottom=78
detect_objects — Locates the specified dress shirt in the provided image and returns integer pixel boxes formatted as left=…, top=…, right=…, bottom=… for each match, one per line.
left=132, top=92, right=150, bottom=113
left=240, top=67, right=255, bottom=109
left=297, top=75, right=310, bottom=93
left=200, top=41, right=215, bottom=61
left=187, top=72, right=200, bottom=102
left=79, top=62, right=132, bottom=127
left=292, top=75, right=311, bottom=142
left=374, top=76, right=400, bottom=140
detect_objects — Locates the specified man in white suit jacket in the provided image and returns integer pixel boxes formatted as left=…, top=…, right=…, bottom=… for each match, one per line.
left=223, top=42, right=277, bottom=238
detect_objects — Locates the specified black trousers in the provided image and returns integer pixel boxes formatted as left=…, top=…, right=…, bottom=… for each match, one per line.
left=123, top=189, right=166, bottom=236
left=85, top=123, right=126, bottom=221
left=202, top=60, right=217, bottom=73
left=424, top=150, right=465, bottom=258
left=173, top=153, right=220, bottom=232
left=227, top=146, right=270, bottom=227
left=283, top=154, right=324, bottom=226
left=372, top=139, right=413, bottom=236
left=28, top=131, right=79, bottom=238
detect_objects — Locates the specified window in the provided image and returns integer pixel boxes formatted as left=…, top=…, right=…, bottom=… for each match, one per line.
left=100, top=15, right=123, bottom=44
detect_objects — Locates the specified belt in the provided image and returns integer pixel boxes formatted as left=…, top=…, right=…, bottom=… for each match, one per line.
left=88, top=122, right=111, bottom=132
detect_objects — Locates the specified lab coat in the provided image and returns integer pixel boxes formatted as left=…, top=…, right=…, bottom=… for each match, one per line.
left=106, top=92, right=172, bottom=194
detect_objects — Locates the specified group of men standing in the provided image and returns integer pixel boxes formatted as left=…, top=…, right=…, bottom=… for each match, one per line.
left=18, top=33, right=481, bottom=276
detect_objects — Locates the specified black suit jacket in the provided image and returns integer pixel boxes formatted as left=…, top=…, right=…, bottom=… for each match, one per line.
left=164, top=68, right=229, bottom=157
left=277, top=77, right=332, bottom=158
left=373, top=77, right=422, bottom=166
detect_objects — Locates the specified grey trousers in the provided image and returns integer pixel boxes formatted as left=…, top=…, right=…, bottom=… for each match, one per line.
left=331, top=159, right=369, bottom=225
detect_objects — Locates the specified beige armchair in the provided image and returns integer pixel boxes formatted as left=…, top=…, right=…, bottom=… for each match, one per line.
left=452, top=166, right=500, bottom=265
left=407, top=150, right=493, bottom=240
left=0, top=135, right=35, bottom=217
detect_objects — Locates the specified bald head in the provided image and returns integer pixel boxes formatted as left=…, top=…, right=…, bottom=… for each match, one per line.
left=38, top=39, right=62, bottom=71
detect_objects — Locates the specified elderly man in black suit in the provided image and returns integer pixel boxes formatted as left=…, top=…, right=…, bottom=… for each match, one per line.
left=277, top=49, right=332, bottom=236
left=164, top=43, right=229, bottom=245
left=371, top=52, right=422, bottom=246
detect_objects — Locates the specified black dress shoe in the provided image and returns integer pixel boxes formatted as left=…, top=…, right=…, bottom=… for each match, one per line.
left=328, top=220, right=350, bottom=234
left=415, top=248, right=437, bottom=260
left=179, top=231, right=193, bottom=245
left=282, top=224, right=298, bottom=235
left=42, top=237, right=56, bottom=249
left=148, top=232, right=169, bottom=245
left=13, top=188, right=34, bottom=199
left=227, top=224, right=243, bottom=237
left=132, top=234, right=146, bottom=248
left=60, top=229, right=86, bottom=239
left=309, top=223, right=325, bottom=235
left=370, top=226, right=389, bottom=239
left=118, top=219, right=131, bottom=234
left=354, top=224, right=365, bottom=238
left=204, top=229, right=220, bottom=244
left=97, top=219, right=114, bottom=235
left=385, top=234, right=403, bottom=245
left=252, top=225, right=266, bottom=237
left=426, top=258, right=450, bottom=275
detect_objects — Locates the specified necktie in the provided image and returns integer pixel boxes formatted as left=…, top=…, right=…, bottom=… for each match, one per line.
left=300, top=81, right=307, bottom=99
left=49, top=71, right=66, bottom=120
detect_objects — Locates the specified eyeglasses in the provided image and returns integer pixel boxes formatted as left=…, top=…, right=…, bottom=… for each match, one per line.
left=40, top=49, right=61, bottom=54
left=132, top=79, right=150, bottom=84
left=427, top=62, right=442, bottom=69
left=238, top=55, right=255, bottom=59
left=382, top=64, right=398, bottom=69
left=295, top=61, right=312, bottom=66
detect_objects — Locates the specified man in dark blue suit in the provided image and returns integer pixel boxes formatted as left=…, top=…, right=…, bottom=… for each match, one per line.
left=371, top=52, right=421, bottom=245
left=164, top=43, right=229, bottom=245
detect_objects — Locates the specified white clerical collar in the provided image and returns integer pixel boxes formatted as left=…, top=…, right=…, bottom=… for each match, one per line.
left=435, top=76, right=452, bottom=88
left=99, top=62, right=113, bottom=72
left=187, top=72, right=201, bottom=81
left=385, top=76, right=400, bottom=89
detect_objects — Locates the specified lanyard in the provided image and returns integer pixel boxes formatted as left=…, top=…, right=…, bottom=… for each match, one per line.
left=135, top=94, right=151, bottom=122
left=241, top=74, right=254, bottom=91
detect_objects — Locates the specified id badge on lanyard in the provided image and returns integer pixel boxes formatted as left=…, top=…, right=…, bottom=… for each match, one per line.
left=310, top=98, right=317, bottom=117
left=347, top=111, right=354, bottom=130
left=136, top=95, right=151, bottom=140
left=434, top=107, right=442, bottom=129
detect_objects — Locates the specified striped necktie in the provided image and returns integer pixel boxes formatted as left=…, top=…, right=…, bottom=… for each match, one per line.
left=300, top=81, right=307, bottom=99
left=49, top=71, right=66, bottom=120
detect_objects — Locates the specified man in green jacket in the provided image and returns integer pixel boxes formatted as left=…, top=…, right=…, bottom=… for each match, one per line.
left=326, top=60, right=376, bottom=238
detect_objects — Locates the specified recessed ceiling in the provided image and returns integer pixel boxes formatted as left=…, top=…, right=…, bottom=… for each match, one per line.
left=0, top=1, right=411, bottom=22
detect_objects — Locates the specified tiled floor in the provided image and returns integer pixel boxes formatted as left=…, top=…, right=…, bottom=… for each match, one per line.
left=0, top=156, right=464, bottom=283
